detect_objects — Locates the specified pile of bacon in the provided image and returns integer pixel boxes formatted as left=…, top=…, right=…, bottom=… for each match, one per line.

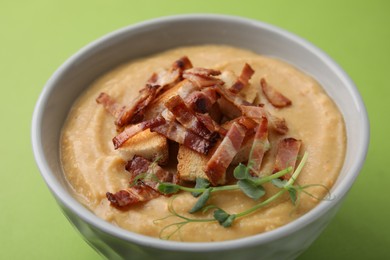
left=97, top=56, right=302, bottom=208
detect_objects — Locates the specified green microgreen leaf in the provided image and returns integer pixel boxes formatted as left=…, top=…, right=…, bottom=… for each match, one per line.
left=287, top=187, right=297, bottom=205
left=213, top=208, right=236, bottom=227
left=237, top=179, right=265, bottom=200
left=191, top=178, right=210, bottom=197
left=233, top=163, right=250, bottom=180
left=271, top=178, right=288, bottom=188
left=189, top=188, right=212, bottom=213
left=158, top=183, right=180, bottom=194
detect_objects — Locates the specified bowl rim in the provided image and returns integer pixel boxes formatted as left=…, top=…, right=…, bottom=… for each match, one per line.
left=31, top=13, right=369, bottom=252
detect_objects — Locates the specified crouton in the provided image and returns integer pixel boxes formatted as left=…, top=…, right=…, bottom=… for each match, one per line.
left=177, top=145, right=209, bottom=182
left=117, top=129, right=168, bottom=164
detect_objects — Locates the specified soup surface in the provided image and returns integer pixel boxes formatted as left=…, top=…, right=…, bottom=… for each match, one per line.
left=60, top=45, right=346, bottom=242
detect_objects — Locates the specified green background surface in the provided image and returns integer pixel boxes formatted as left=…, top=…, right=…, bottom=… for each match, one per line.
left=1, top=0, right=389, bottom=259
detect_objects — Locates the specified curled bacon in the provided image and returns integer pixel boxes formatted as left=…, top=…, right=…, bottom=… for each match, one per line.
left=273, top=137, right=302, bottom=180
left=249, top=117, right=270, bottom=175
left=96, top=92, right=125, bottom=118
left=106, top=184, right=160, bottom=208
left=151, top=120, right=213, bottom=155
left=115, top=85, right=158, bottom=127
left=240, top=105, right=288, bottom=135
left=261, top=78, right=292, bottom=108
left=183, top=68, right=224, bottom=88
left=113, top=116, right=166, bottom=149
left=229, top=63, right=255, bottom=94
left=165, top=95, right=217, bottom=141
left=205, top=122, right=247, bottom=185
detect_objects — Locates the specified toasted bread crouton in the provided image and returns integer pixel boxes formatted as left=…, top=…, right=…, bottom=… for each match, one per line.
left=118, top=129, right=168, bottom=164
left=177, top=145, right=209, bottom=182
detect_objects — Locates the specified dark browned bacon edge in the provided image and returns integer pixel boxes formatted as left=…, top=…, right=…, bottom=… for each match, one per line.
left=184, top=87, right=218, bottom=113
left=248, top=117, right=270, bottom=175
left=273, top=137, right=302, bottom=180
left=151, top=120, right=213, bottom=155
left=205, top=122, right=247, bottom=185
left=107, top=156, right=175, bottom=208
left=229, top=63, right=255, bottom=94
left=112, top=116, right=166, bottom=149
left=239, top=105, right=288, bottom=135
left=261, top=78, right=292, bottom=108
left=165, top=95, right=217, bottom=141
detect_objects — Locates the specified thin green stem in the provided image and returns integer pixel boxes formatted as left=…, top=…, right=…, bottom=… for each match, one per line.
left=162, top=167, right=293, bottom=194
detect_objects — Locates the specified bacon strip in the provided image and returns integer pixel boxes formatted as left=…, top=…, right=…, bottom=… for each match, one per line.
left=261, top=78, right=292, bottom=108
left=229, top=63, right=255, bottom=94
left=165, top=95, right=217, bottom=141
left=96, top=92, right=125, bottom=118
left=114, top=57, right=193, bottom=127
left=248, top=117, right=270, bottom=175
left=184, top=87, right=218, bottom=113
left=106, top=184, right=160, bottom=208
left=213, top=85, right=252, bottom=107
left=125, top=155, right=174, bottom=190
left=112, top=116, right=166, bottom=149
left=183, top=68, right=224, bottom=88
left=195, top=112, right=227, bottom=136
left=172, top=56, right=193, bottom=72
left=151, top=120, right=213, bottom=155
left=115, top=85, right=158, bottom=127
left=240, top=105, right=288, bottom=135
left=205, top=122, right=247, bottom=185
left=273, top=138, right=302, bottom=180
left=148, top=56, right=193, bottom=89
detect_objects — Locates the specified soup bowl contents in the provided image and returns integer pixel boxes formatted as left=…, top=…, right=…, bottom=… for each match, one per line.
left=61, top=45, right=345, bottom=242
left=32, top=14, right=368, bottom=260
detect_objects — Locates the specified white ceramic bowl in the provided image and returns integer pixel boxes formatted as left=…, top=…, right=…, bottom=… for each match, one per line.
left=31, top=14, right=369, bottom=259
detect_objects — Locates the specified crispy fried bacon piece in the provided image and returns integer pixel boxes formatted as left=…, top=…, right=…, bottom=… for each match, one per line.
left=106, top=184, right=160, bottom=208
left=96, top=92, right=125, bottom=118
left=112, top=116, right=166, bottom=149
left=261, top=78, right=292, bottom=108
left=213, top=84, right=253, bottom=119
left=273, top=137, right=302, bottom=180
left=240, top=105, right=288, bottom=135
left=151, top=120, right=213, bottom=155
left=148, top=56, right=193, bottom=88
left=205, top=122, right=247, bottom=185
left=183, top=68, right=224, bottom=88
left=229, top=63, right=255, bottom=94
left=249, top=117, right=270, bottom=175
left=184, top=87, right=218, bottom=113
left=165, top=95, right=217, bottom=141
left=125, top=155, right=174, bottom=190
left=115, top=84, right=158, bottom=127
left=195, top=112, right=227, bottom=136
left=114, top=57, right=193, bottom=128
left=172, top=56, right=193, bottom=72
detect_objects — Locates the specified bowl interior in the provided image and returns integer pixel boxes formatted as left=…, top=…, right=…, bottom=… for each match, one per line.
left=32, top=14, right=369, bottom=249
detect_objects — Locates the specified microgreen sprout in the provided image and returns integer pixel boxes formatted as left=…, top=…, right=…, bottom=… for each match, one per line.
left=154, top=151, right=332, bottom=240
